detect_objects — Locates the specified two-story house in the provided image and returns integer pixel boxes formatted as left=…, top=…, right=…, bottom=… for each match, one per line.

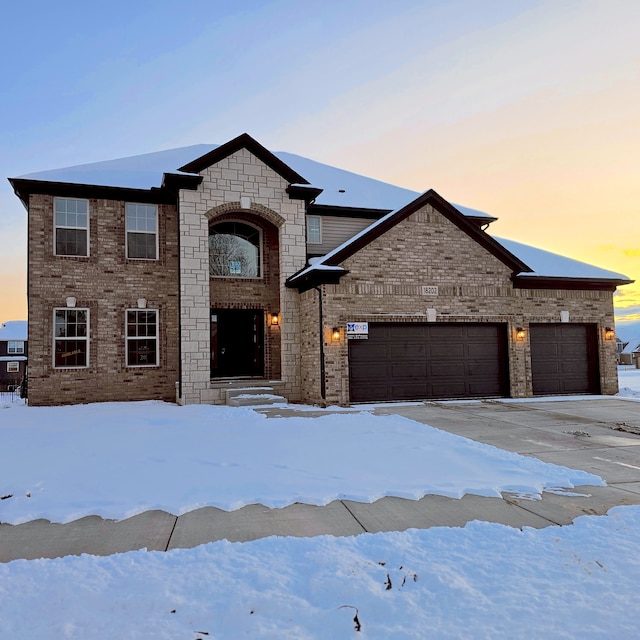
left=0, top=320, right=27, bottom=392
left=9, top=133, right=632, bottom=406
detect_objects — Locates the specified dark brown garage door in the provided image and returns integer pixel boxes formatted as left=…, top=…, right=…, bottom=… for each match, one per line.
left=348, top=323, right=509, bottom=403
left=530, top=323, right=600, bottom=395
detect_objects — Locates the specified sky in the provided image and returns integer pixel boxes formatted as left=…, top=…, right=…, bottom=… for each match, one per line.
left=1, top=0, right=639, bottom=324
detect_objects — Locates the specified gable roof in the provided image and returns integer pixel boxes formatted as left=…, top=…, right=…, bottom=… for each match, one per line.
left=286, top=191, right=633, bottom=293
left=286, top=189, right=531, bottom=292
left=178, top=133, right=309, bottom=185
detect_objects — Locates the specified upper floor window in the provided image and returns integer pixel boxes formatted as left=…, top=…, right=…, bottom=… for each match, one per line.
left=126, top=203, right=158, bottom=259
left=209, top=221, right=261, bottom=278
left=55, top=198, right=88, bottom=256
left=7, top=341, right=24, bottom=354
left=53, top=308, right=89, bottom=368
left=307, top=215, right=322, bottom=244
left=126, top=309, right=158, bottom=367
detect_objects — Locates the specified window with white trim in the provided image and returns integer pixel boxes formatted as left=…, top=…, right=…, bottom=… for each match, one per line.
left=126, top=203, right=158, bottom=259
left=307, top=215, right=322, bottom=244
left=6, top=362, right=19, bottom=373
left=54, top=308, right=89, bottom=368
left=55, top=198, right=89, bottom=256
left=126, top=309, right=158, bottom=366
left=7, top=341, right=24, bottom=354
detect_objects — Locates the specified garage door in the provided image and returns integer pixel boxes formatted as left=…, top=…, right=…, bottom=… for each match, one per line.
left=348, top=323, right=509, bottom=403
left=530, top=324, right=600, bottom=395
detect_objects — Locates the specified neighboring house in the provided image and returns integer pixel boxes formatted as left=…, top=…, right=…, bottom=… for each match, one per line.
left=0, top=320, right=27, bottom=392
left=8, top=133, right=634, bottom=407
left=619, top=338, right=640, bottom=367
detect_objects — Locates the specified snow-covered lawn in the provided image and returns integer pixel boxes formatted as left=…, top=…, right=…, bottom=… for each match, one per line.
left=2, top=508, right=640, bottom=638
left=617, top=365, right=640, bottom=397
left=1, top=369, right=639, bottom=638
left=0, top=400, right=602, bottom=525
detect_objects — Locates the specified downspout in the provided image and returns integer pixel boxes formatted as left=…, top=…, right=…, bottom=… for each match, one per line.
left=313, top=285, right=326, bottom=401
left=176, top=195, right=182, bottom=402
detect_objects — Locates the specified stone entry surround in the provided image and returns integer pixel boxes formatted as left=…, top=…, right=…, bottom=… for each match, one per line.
left=177, top=148, right=306, bottom=405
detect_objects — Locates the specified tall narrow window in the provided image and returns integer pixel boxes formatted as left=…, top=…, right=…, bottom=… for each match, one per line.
left=126, top=309, right=158, bottom=366
left=7, top=341, right=24, bottom=354
left=126, top=203, right=158, bottom=259
left=307, top=215, right=322, bottom=244
left=209, top=221, right=261, bottom=278
left=55, top=198, right=88, bottom=256
left=54, top=308, right=89, bottom=368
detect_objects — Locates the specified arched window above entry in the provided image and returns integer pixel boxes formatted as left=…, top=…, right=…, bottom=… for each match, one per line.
left=209, top=221, right=261, bottom=278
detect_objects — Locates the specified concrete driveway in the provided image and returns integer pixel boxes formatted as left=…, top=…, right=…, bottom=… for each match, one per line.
left=2, top=397, right=640, bottom=563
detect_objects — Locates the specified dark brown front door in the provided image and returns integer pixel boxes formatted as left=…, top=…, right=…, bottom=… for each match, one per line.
left=530, top=323, right=600, bottom=395
left=211, top=309, right=264, bottom=378
left=348, top=323, right=509, bottom=402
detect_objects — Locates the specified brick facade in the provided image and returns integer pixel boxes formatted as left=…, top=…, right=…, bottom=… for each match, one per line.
left=18, top=136, right=623, bottom=407
left=298, top=204, right=618, bottom=405
left=27, top=194, right=179, bottom=405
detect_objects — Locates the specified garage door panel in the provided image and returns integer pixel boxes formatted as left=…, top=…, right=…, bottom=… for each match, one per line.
left=349, top=323, right=508, bottom=402
left=431, top=344, right=464, bottom=359
left=391, top=363, right=427, bottom=377
left=530, top=324, right=599, bottom=395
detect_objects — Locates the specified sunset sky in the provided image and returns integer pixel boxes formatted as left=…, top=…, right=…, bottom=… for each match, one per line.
left=1, top=0, right=638, bottom=325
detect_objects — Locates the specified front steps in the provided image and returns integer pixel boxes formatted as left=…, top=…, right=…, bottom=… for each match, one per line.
left=225, top=386, right=288, bottom=407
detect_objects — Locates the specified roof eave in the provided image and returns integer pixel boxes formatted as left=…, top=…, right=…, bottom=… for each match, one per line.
left=8, top=177, right=178, bottom=205
left=286, top=267, right=350, bottom=293
left=161, top=172, right=203, bottom=192
left=512, top=275, right=634, bottom=291
left=286, top=184, right=324, bottom=202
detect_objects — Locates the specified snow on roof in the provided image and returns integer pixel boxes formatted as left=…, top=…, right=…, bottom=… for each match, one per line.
left=19, top=144, right=494, bottom=218
left=0, top=321, right=27, bottom=341
left=494, top=237, right=631, bottom=281
left=275, top=151, right=493, bottom=219
left=294, top=216, right=630, bottom=284
left=19, top=145, right=214, bottom=190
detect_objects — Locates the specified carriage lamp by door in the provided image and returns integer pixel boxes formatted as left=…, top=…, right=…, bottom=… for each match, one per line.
left=515, top=327, right=526, bottom=341
left=605, top=327, right=615, bottom=340
left=270, top=312, right=280, bottom=327
left=332, top=327, right=341, bottom=341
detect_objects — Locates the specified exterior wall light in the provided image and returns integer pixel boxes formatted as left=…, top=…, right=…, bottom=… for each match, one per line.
left=332, top=327, right=341, bottom=341
left=270, top=312, right=280, bottom=327
left=516, top=327, right=526, bottom=341
left=605, top=327, right=615, bottom=340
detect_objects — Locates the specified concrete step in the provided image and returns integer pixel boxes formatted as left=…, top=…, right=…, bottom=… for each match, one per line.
left=225, top=387, right=288, bottom=406
left=227, top=394, right=288, bottom=407
left=225, top=386, right=277, bottom=400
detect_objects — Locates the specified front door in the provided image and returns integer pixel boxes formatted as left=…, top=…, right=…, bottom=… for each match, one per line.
left=211, top=309, right=264, bottom=378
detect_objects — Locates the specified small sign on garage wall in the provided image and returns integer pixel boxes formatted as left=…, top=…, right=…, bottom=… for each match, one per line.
left=347, top=322, right=369, bottom=340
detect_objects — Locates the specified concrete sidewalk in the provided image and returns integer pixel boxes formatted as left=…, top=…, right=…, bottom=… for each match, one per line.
left=2, top=397, right=640, bottom=563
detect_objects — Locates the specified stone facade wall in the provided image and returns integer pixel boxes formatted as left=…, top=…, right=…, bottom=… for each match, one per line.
left=27, top=194, right=180, bottom=406
left=300, top=204, right=618, bottom=405
left=178, top=148, right=307, bottom=404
